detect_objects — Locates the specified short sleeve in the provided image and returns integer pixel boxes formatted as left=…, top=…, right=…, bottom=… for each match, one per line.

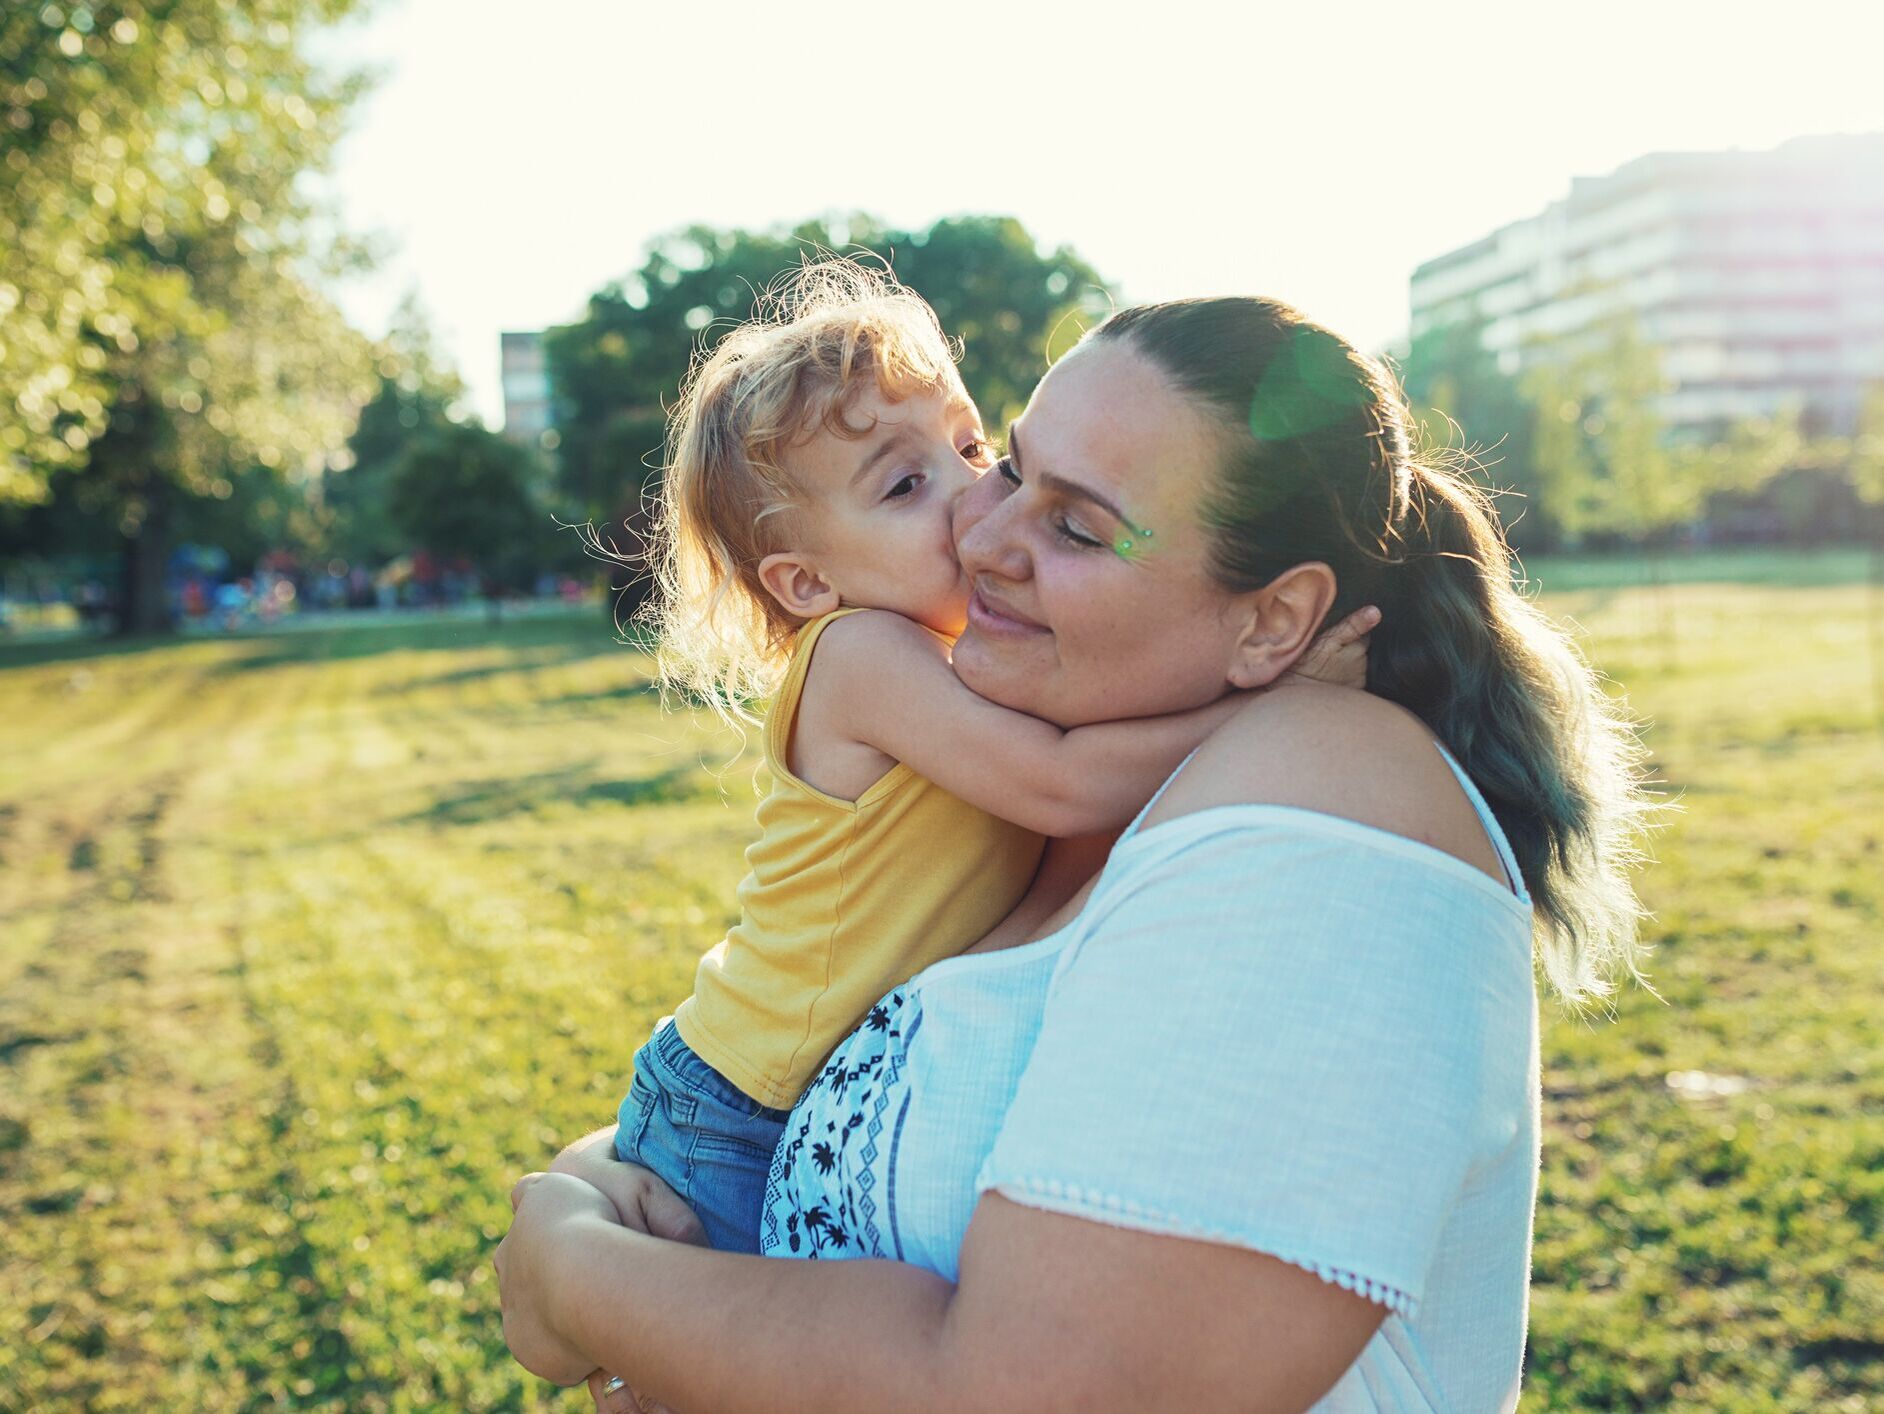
left=975, top=812, right=1535, bottom=1317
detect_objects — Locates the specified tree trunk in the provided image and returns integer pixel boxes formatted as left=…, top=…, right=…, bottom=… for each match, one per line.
left=119, top=473, right=174, bottom=637
left=1870, top=516, right=1883, bottom=733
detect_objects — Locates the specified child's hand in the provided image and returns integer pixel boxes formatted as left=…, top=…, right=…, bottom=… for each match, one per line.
left=1285, top=605, right=1380, bottom=690
left=548, top=1126, right=706, bottom=1245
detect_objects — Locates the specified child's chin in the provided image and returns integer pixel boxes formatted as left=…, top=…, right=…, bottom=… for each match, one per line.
left=928, top=597, right=971, bottom=639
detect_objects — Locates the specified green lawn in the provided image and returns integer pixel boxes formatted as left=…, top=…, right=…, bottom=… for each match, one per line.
left=1, top=553, right=1880, bottom=1411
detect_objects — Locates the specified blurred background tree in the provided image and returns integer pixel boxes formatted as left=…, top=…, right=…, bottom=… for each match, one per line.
left=544, top=214, right=1108, bottom=616
left=1399, top=317, right=1550, bottom=550
left=385, top=419, right=542, bottom=620
left=323, top=295, right=468, bottom=569
left=0, top=0, right=376, bottom=632
left=1846, top=382, right=1884, bottom=725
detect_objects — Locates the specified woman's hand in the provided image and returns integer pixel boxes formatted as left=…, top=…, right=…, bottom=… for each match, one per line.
left=1285, top=604, right=1380, bottom=690
left=542, top=1130, right=701, bottom=1412
left=494, top=1171, right=620, bottom=1387
left=588, top=1368, right=676, bottom=1414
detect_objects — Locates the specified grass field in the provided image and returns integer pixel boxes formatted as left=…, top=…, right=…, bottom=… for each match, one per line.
left=2, top=552, right=1881, bottom=1411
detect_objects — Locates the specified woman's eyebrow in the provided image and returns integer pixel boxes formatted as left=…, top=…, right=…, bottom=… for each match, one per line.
left=1039, top=471, right=1129, bottom=525
left=1009, top=423, right=1145, bottom=532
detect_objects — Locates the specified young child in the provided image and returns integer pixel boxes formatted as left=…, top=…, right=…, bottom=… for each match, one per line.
left=611, top=261, right=1362, bottom=1253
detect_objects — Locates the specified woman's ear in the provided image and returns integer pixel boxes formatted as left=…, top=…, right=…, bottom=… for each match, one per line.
left=758, top=552, right=841, bottom=621
left=1226, top=561, right=1339, bottom=689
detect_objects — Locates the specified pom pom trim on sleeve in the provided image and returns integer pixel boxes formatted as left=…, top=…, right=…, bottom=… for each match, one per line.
left=984, top=1175, right=1418, bottom=1319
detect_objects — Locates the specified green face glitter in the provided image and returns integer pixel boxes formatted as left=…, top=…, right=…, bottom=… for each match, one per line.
left=1111, top=524, right=1153, bottom=562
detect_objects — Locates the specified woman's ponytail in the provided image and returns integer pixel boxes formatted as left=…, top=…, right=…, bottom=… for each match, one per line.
left=1368, top=462, right=1654, bottom=1000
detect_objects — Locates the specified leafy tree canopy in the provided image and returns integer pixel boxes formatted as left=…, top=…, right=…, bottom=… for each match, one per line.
left=1, top=0, right=377, bottom=628
left=542, top=213, right=1110, bottom=531
left=386, top=420, right=542, bottom=593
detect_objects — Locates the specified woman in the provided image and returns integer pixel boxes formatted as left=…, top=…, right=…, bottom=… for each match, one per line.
left=496, top=296, right=1650, bottom=1411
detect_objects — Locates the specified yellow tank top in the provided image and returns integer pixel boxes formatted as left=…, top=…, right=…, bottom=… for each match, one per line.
left=672, top=609, right=1045, bottom=1108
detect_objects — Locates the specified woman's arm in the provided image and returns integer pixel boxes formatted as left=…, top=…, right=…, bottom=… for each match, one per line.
left=497, top=1177, right=1382, bottom=1413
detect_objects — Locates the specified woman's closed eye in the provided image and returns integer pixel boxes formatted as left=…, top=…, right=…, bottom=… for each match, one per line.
left=994, top=457, right=1102, bottom=548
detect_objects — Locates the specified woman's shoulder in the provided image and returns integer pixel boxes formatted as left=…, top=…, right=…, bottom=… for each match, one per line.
left=1141, top=684, right=1510, bottom=887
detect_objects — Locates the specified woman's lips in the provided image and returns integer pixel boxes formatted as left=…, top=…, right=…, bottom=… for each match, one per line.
left=967, top=588, right=1048, bottom=639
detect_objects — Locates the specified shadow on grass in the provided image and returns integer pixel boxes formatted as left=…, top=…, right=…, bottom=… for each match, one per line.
left=368, top=644, right=648, bottom=696
left=537, top=681, right=659, bottom=709
left=406, top=761, right=707, bottom=828
left=0, top=631, right=193, bottom=672
left=210, top=615, right=627, bottom=677
left=0, top=609, right=645, bottom=676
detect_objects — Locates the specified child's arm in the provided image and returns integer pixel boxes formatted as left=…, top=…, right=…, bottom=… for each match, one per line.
left=807, top=611, right=1239, bottom=838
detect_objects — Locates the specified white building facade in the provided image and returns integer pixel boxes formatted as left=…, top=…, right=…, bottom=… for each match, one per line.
left=500, top=330, right=555, bottom=449
left=1410, top=134, right=1884, bottom=435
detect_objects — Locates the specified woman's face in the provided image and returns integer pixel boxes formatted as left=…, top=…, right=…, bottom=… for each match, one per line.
left=949, top=337, right=1256, bottom=728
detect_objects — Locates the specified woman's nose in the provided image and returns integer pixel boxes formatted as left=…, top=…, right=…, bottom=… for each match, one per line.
left=953, top=474, right=1030, bottom=582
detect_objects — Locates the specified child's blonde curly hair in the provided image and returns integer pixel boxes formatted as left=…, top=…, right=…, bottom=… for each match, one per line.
left=645, top=258, right=968, bottom=722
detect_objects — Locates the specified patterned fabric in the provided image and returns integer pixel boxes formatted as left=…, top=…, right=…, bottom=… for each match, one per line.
left=760, top=745, right=1540, bottom=1414
left=758, top=923, right=1071, bottom=1278
left=761, top=994, right=916, bottom=1260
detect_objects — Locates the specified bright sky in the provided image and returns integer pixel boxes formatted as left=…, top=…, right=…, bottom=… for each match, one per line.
left=323, top=0, right=1884, bottom=427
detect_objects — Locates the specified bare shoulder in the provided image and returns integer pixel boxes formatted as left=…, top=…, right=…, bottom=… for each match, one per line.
left=1143, top=684, right=1508, bottom=882
left=811, top=608, right=951, bottom=677
left=799, top=609, right=953, bottom=749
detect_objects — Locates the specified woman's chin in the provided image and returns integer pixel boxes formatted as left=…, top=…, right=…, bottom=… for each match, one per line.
left=951, top=630, right=1053, bottom=716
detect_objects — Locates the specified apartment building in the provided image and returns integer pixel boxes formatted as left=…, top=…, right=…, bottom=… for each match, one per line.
left=1410, top=133, right=1884, bottom=435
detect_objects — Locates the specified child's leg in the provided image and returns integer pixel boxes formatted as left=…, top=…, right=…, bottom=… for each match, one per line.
left=614, top=1017, right=792, bottom=1254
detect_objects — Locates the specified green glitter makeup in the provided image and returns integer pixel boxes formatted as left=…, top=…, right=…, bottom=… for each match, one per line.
left=1111, top=525, right=1154, bottom=561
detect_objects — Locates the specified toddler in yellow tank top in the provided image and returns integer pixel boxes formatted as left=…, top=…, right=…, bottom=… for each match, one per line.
left=604, top=261, right=1361, bottom=1252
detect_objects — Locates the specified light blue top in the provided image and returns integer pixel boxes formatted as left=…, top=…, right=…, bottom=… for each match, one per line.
left=761, top=747, right=1540, bottom=1413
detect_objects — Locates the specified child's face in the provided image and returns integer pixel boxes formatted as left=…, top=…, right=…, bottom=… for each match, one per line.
left=778, top=382, right=996, bottom=636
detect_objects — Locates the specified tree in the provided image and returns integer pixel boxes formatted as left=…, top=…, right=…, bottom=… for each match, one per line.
left=1, top=0, right=376, bottom=632
left=1522, top=310, right=1799, bottom=548
left=543, top=213, right=1109, bottom=614
left=323, top=297, right=468, bottom=568
left=1399, top=317, right=1552, bottom=551
left=385, top=421, right=542, bottom=617
left=1849, top=382, right=1884, bottom=726
left=878, top=214, right=1107, bottom=428
left=1522, top=309, right=1799, bottom=662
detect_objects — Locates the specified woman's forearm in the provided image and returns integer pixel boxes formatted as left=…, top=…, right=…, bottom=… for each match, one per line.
left=556, top=1217, right=960, bottom=1413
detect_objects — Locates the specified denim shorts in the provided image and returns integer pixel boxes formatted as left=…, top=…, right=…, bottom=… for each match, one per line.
left=614, top=1017, right=792, bottom=1254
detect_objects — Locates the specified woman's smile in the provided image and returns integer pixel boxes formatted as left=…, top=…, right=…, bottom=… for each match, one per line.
left=966, top=585, right=1049, bottom=639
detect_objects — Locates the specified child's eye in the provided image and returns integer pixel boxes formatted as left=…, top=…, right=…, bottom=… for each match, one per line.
left=886, top=472, right=923, bottom=500
left=959, top=436, right=994, bottom=464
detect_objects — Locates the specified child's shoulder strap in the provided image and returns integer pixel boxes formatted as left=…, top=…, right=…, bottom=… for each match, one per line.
left=763, top=608, right=870, bottom=766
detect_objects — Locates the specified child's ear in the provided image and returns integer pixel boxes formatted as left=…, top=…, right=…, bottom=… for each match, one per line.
left=757, top=552, right=842, bottom=621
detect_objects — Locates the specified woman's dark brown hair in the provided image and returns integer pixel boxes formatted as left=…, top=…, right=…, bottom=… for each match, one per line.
left=1096, top=298, right=1654, bottom=1001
